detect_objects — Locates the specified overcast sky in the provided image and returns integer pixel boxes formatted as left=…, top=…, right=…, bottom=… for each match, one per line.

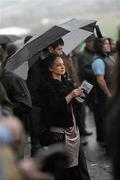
left=0, top=0, right=120, bottom=38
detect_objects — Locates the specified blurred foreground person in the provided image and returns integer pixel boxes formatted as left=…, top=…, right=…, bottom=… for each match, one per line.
left=0, top=47, right=32, bottom=131
left=39, top=53, right=90, bottom=180
left=19, top=158, right=54, bottom=180
left=0, top=116, right=54, bottom=180
left=0, top=145, right=54, bottom=180
left=106, top=39, right=120, bottom=180
left=0, top=115, right=24, bottom=159
left=0, top=146, right=22, bottom=180
left=0, top=117, right=23, bottom=180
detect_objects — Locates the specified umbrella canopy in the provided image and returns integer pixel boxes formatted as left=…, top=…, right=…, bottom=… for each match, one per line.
left=60, top=18, right=96, bottom=32
left=62, top=28, right=92, bottom=55
left=0, top=34, right=21, bottom=44
left=6, top=18, right=97, bottom=71
left=60, top=18, right=97, bottom=54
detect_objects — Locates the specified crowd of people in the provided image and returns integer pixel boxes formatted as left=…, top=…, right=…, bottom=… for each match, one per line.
left=0, top=23, right=120, bottom=180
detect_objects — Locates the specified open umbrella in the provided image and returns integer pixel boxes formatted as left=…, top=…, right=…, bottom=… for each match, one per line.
left=60, top=18, right=96, bottom=32
left=95, top=25, right=103, bottom=38
left=6, top=18, right=97, bottom=71
left=0, top=34, right=21, bottom=44
left=62, top=28, right=93, bottom=55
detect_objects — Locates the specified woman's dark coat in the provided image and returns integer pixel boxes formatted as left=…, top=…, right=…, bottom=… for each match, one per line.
left=39, top=78, right=81, bottom=128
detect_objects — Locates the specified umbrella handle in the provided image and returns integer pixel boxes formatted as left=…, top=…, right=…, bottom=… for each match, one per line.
left=95, top=25, right=103, bottom=38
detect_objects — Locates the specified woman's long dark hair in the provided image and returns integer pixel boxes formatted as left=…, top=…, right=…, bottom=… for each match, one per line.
left=41, top=53, right=66, bottom=81
left=45, top=53, right=60, bottom=69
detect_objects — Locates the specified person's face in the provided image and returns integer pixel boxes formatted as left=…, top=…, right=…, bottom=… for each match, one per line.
left=85, top=40, right=94, bottom=50
left=102, top=39, right=111, bottom=54
left=49, top=57, right=65, bottom=77
left=54, top=45, right=64, bottom=55
left=111, top=40, right=116, bottom=51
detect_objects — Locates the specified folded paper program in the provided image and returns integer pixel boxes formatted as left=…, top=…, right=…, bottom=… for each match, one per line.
left=75, top=80, right=93, bottom=103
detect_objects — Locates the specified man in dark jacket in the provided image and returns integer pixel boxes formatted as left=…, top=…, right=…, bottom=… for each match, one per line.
left=78, top=35, right=95, bottom=84
left=77, top=36, right=95, bottom=137
left=27, top=38, right=64, bottom=156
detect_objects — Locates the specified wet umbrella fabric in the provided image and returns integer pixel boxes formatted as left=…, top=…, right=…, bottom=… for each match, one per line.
left=6, top=26, right=69, bottom=71
left=6, top=19, right=97, bottom=71
left=58, top=18, right=97, bottom=54
left=62, top=28, right=92, bottom=55
left=60, top=18, right=96, bottom=32
left=0, top=35, right=21, bottom=44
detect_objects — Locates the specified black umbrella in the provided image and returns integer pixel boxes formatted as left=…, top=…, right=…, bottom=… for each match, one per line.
left=62, top=28, right=93, bottom=55
left=95, top=25, right=103, bottom=38
left=6, top=18, right=97, bottom=71
left=60, top=18, right=96, bottom=32
left=0, top=34, right=21, bottom=44
left=60, top=18, right=97, bottom=54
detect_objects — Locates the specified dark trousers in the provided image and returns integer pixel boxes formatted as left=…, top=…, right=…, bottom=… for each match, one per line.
left=30, top=106, right=42, bottom=156
left=92, top=97, right=106, bottom=142
left=78, top=104, right=86, bottom=135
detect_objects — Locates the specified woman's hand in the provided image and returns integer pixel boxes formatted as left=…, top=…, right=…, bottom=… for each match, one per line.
left=66, top=87, right=84, bottom=104
left=70, top=87, right=84, bottom=98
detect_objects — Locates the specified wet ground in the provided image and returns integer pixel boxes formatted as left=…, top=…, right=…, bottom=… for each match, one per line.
left=83, top=107, right=113, bottom=180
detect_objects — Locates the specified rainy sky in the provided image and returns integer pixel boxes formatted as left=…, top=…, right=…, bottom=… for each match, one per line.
left=0, top=0, right=120, bottom=38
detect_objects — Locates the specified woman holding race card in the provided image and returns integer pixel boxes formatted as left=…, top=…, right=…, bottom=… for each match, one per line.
left=38, top=53, right=91, bottom=180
